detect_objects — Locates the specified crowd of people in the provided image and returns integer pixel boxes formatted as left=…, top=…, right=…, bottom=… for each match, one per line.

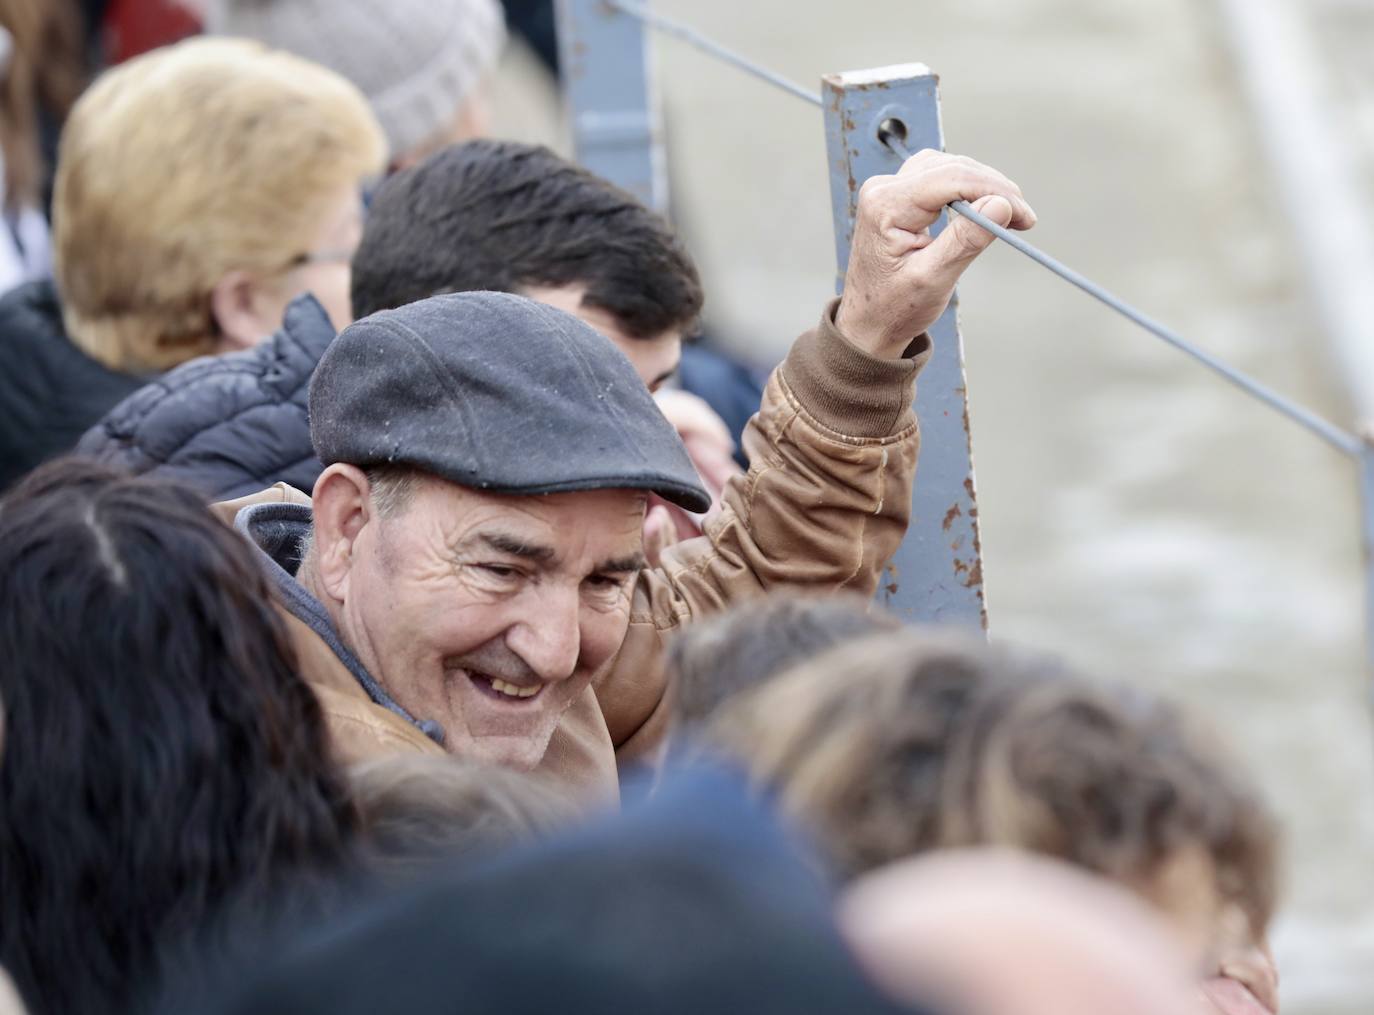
left=0, top=1, right=1286, bottom=1013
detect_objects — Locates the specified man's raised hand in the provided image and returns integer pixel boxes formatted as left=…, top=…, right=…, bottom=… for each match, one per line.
left=834, top=149, right=1036, bottom=359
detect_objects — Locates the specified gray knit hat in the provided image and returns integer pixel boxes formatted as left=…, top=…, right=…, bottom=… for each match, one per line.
left=205, top=0, right=507, bottom=159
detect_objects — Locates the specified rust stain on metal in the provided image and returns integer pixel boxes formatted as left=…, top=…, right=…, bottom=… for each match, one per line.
left=941, top=503, right=962, bottom=531
left=825, top=82, right=845, bottom=114
left=882, top=562, right=900, bottom=597
left=958, top=470, right=986, bottom=603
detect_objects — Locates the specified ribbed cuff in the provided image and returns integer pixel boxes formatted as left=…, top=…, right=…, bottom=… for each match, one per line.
left=779, top=299, right=932, bottom=438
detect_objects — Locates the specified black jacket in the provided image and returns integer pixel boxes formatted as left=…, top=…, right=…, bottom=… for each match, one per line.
left=78, top=295, right=333, bottom=500
left=0, top=280, right=146, bottom=491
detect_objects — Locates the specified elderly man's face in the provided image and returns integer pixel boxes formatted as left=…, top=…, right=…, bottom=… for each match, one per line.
left=333, top=473, right=647, bottom=770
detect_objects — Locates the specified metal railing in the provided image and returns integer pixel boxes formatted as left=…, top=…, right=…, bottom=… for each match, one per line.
left=552, top=0, right=1374, bottom=687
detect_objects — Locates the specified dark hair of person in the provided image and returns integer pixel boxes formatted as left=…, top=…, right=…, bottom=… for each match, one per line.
left=351, top=139, right=704, bottom=337
left=666, top=592, right=901, bottom=732
left=708, top=629, right=1279, bottom=936
left=0, top=459, right=356, bottom=1015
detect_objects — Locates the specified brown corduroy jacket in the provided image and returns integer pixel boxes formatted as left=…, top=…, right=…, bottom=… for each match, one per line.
left=218, top=301, right=930, bottom=802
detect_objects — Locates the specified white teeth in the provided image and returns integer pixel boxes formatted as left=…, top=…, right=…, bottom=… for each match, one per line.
left=489, top=678, right=540, bottom=699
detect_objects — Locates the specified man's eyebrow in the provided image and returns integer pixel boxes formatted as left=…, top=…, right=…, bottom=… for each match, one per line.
left=474, top=532, right=557, bottom=564
left=595, top=553, right=646, bottom=575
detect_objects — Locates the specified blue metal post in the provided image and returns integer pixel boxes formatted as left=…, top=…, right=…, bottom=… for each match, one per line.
left=554, top=0, right=666, bottom=212
left=823, top=64, right=987, bottom=630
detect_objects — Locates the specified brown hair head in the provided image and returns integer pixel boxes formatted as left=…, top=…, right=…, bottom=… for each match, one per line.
left=351, top=139, right=703, bottom=336
left=708, top=629, right=1278, bottom=936
left=349, top=755, right=577, bottom=885
left=666, top=592, right=901, bottom=732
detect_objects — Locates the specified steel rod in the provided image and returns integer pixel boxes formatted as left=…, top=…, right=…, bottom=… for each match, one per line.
left=883, top=133, right=1360, bottom=457
left=603, top=0, right=1361, bottom=457
left=605, top=0, right=823, bottom=106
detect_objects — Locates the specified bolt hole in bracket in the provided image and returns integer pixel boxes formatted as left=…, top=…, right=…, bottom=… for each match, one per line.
left=873, top=107, right=910, bottom=157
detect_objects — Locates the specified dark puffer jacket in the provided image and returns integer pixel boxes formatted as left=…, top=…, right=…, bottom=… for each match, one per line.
left=0, top=280, right=147, bottom=491
left=78, top=295, right=333, bottom=500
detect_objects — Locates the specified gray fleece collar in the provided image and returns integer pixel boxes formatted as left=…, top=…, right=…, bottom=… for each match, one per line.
left=235, top=501, right=446, bottom=746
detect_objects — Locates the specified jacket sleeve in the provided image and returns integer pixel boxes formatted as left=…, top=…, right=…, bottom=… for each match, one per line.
left=597, top=299, right=931, bottom=758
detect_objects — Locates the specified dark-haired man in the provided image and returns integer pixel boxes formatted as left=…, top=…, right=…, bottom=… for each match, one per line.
left=352, top=139, right=703, bottom=394
left=348, top=141, right=748, bottom=555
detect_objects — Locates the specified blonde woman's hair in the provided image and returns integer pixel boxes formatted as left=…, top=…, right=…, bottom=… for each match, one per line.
left=708, top=629, right=1278, bottom=935
left=52, top=37, right=386, bottom=373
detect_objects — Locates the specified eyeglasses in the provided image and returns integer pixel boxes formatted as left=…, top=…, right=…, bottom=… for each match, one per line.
left=279, top=247, right=356, bottom=271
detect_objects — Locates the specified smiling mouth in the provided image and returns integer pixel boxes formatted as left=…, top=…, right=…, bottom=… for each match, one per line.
left=468, top=671, right=544, bottom=702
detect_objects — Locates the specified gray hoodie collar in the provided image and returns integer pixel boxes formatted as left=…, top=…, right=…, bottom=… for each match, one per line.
left=235, top=500, right=445, bottom=746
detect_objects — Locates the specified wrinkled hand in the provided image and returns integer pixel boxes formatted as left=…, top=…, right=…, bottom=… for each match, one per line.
left=835, top=149, right=1037, bottom=359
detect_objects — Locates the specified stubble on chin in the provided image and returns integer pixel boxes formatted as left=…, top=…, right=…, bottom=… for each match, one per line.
left=433, top=666, right=592, bottom=772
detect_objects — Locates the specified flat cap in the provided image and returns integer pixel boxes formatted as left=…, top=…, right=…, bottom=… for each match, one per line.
left=309, top=291, right=711, bottom=512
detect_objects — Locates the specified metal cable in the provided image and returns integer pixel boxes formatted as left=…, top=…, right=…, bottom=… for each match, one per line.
left=606, top=0, right=1361, bottom=456
left=882, top=134, right=1361, bottom=456
left=605, top=0, right=823, bottom=106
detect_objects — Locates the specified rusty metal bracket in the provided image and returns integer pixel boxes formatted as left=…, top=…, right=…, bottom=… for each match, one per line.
left=823, top=64, right=987, bottom=630
left=554, top=0, right=667, bottom=212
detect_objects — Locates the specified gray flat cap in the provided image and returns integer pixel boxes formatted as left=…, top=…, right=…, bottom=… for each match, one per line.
left=309, top=291, right=711, bottom=512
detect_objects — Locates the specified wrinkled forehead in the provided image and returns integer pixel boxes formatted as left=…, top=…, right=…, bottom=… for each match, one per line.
left=407, top=478, right=648, bottom=561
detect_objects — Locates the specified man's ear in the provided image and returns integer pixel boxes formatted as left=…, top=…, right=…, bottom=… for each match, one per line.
left=310, top=464, right=375, bottom=603
left=210, top=270, right=276, bottom=354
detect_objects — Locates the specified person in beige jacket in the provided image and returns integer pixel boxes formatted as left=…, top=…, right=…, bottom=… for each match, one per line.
left=220, top=149, right=1036, bottom=801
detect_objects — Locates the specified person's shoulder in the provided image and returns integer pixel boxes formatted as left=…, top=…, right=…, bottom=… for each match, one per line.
left=0, top=281, right=144, bottom=486
left=209, top=483, right=312, bottom=526
left=77, top=296, right=337, bottom=495
left=314, top=683, right=448, bottom=765
left=104, top=293, right=334, bottom=430
left=0, top=280, right=85, bottom=366
left=0, top=278, right=59, bottom=321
